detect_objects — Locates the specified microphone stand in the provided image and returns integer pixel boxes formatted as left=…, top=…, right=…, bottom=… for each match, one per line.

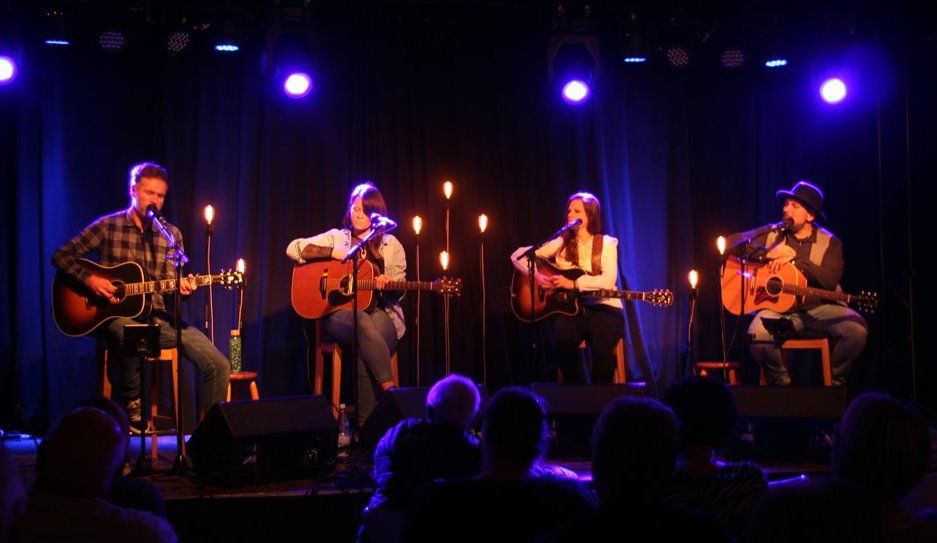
left=149, top=214, right=191, bottom=474
left=204, top=221, right=215, bottom=345
left=342, top=224, right=394, bottom=432
left=519, top=220, right=581, bottom=379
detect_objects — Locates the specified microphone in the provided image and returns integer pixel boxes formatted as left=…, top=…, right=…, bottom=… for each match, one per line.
left=773, top=219, right=793, bottom=234
left=551, top=218, right=582, bottom=239
left=370, top=212, right=398, bottom=230
left=145, top=204, right=169, bottom=225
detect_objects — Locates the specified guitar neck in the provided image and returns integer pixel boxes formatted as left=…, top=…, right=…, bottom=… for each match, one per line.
left=782, top=284, right=852, bottom=304
left=580, top=289, right=647, bottom=301
left=120, top=275, right=216, bottom=297
left=355, top=279, right=436, bottom=291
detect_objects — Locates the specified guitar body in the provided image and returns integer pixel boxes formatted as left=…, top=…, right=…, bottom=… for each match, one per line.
left=53, top=259, right=150, bottom=337
left=510, top=260, right=587, bottom=323
left=721, top=257, right=803, bottom=315
left=291, top=260, right=378, bottom=319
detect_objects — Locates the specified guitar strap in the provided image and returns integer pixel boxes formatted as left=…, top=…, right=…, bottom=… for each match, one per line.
left=589, top=235, right=603, bottom=276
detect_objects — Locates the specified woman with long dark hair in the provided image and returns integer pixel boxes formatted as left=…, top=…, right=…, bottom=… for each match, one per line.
left=511, top=192, right=624, bottom=383
left=287, top=182, right=405, bottom=421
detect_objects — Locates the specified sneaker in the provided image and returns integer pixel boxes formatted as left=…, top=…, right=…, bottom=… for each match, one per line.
left=125, top=398, right=144, bottom=433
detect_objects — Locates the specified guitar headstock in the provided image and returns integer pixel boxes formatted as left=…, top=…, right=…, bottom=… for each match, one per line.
left=645, top=289, right=674, bottom=308
left=853, top=291, right=878, bottom=314
left=432, top=277, right=462, bottom=296
left=217, top=269, right=245, bottom=289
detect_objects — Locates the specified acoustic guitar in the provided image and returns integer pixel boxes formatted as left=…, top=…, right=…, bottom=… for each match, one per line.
left=510, top=259, right=673, bottom=323
left=291, top=259, right=461, bottom=319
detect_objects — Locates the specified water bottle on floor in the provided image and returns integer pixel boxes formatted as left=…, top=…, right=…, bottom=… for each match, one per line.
left=338, top=403, right=351, bottom=448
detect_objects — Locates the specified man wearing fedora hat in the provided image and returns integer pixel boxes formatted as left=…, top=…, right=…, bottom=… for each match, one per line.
left=743, top=180, right=868, bottom=386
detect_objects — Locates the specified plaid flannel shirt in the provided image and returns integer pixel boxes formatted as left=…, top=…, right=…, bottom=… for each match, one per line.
left=52, top=208, right=185, bottom=312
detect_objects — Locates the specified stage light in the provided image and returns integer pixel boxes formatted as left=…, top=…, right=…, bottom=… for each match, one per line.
left=166, top=30, right=191, bottom=54
left=214, top=43, right=239, bottom=53
left=620, top=28, right=649, bottom=65
left=98, top=29, right=126, bottom=52
left=720, top=49, right=746, bottom=70
left=549, top=33, right=599, bottom=106
left=623, top=57, right=647, bottom=64
left=665, top=46, right=690, bottom=69
left=283, top=72, right=312, bottom=98
left=0, top=56, right=16, bottom=85
left=820, top=77, right=847, bottom=104
left=44, top=40, right=70, bottom=47
left=561, top=80, right=590, bottom=104
left=765, top=58, right=788, bottom=68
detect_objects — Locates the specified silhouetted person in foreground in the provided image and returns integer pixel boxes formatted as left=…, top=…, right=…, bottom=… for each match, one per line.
left=660, top=377, right=767, bottom=539
left=23, top=407, right=176, bottom=543
left=361, top=374, right=483, bottom=543
left=401, top=387, right=594, bottom=542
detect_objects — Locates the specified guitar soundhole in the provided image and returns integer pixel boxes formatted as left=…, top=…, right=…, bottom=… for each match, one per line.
left=337, top=275, right=354, bottom=296
left=764, top=276, right=783, bottom=296
left=111, top=281, right=126, bottom=303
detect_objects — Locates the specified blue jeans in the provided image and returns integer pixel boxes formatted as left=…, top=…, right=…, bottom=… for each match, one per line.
left=324, top=308, right=398, bottom=423
left=103, top=316, right=230, bottom=414
left=749, top=304, right=868, bottom=385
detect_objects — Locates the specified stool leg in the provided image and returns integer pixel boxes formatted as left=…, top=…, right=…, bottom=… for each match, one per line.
left=314, top=325, right=325, bottom=395
left=613, top=338, right=626, bottom=384
left=150, top=359, right=159, bottom=461
left=332, top=343, right=342, bottom=413
left=391, top=352, right=399, bottom=386
left=226, top=383, right=232, bottom=402
left=249, top=380, right=260, bottom=400
left=821, top=342, right=832, bottom=386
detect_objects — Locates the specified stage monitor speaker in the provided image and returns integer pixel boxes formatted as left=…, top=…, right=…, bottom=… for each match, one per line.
left=727, top=386, right=847, bottom=464
left=531, top=383, right=651, bottom=457
left=187, top=395, right=337, bottom=485
left=361, top=385, right=489, bottom=449
left=730, top=386, right=847, bottom=419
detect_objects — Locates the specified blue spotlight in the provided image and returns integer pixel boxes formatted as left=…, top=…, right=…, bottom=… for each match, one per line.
left=0, top=56, right=17, bottom=85
left=561, top=79, right=590, bottom=105
left=820, top=77, right=847, bottom=104
left=765, top=58, right=788, bottom=68
left=623, top=57, right=647, bottom=64
left=44, top=39, right=70, bottom=46
left=214, top=43, right=239, bottom=53
left=283, top=72, right=312, bottom=98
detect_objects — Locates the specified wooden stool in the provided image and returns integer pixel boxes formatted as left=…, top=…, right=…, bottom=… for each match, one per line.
left=312, top=320, right=399, bottom=415
left=696, top=362, right=742, bottom=385
left=558, top=338, right=627, bottom=383
left=759, top=336, right=833, bottom=386
left=98, top=345, right=179, bottom=461
left=226, top=372, right=260, bottom=402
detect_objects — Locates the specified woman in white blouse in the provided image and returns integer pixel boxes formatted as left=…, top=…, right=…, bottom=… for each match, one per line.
left=511, top=192, right=624, bottom=383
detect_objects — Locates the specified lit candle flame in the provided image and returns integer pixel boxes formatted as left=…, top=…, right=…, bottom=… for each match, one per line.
left=204, top=204, right=215, bottom=225
left=478, top=213, right=488, bottom=234
left=412, top=215, right=423, bottom=236
left=717, top=236, right=726, bottom=256
left=439, top=250, right=449, bottom=271
left=688, top=269, right=699, bottom=290
left=236, top=258, right=245, bottom=274
left=443, top=180, right=453, bottom=200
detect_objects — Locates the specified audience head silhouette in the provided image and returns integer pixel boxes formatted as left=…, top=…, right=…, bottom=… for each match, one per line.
left=36, top=407, right=126, bottom=498
left=426, top=374, right=481, bottom=430
left=592, top=396, right=678, bottom=501
left=831, top=391, right=931, bottom=503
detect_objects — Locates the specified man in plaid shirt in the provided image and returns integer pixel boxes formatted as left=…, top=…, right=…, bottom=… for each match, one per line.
left=52, top=162, right=229, bottom=426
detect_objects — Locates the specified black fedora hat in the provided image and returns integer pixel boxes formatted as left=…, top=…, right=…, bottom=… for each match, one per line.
left=776, top=180, right=826, bottom=221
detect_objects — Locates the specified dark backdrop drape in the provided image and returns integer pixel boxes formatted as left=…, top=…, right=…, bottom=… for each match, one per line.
left=1, top=4, right=932, bottom=431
